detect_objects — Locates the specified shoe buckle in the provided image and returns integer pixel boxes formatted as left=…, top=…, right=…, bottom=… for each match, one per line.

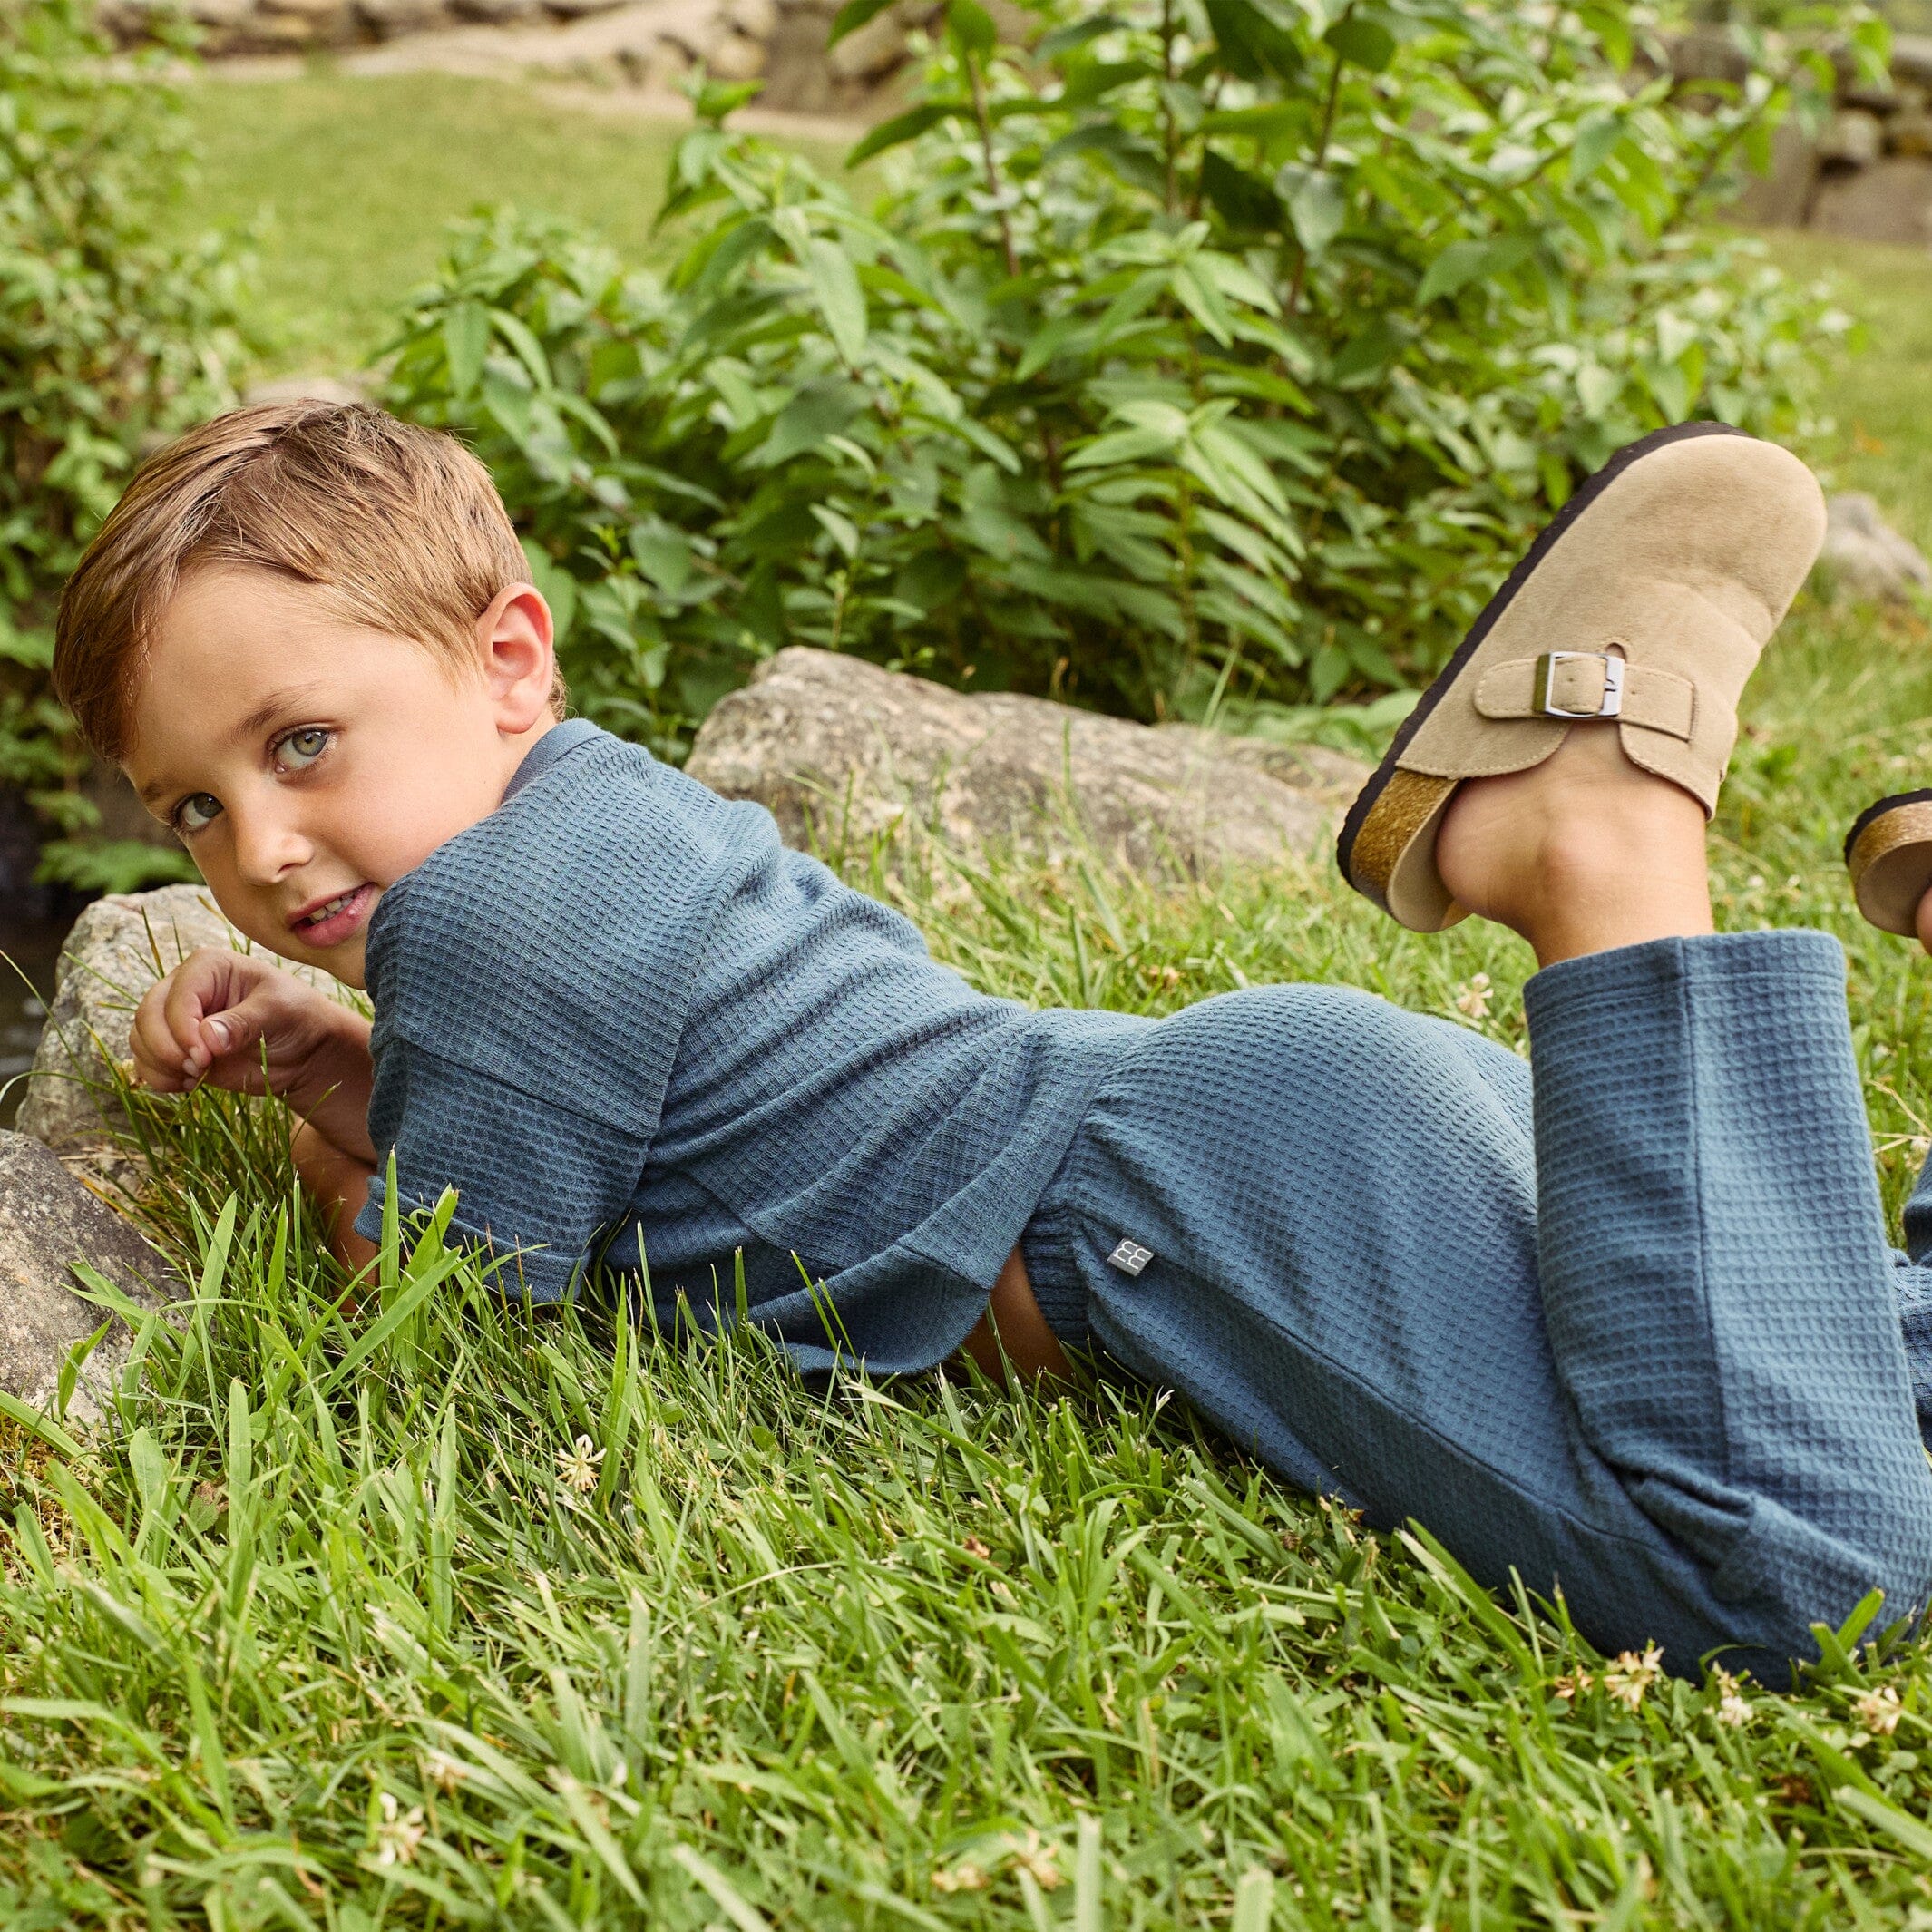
left=1534, top=651, right=1625, bottom=720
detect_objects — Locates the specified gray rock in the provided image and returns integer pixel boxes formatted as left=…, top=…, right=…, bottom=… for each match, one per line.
left=685, top=647, right=1365, bottom=878
left=706, top=24, right=766, bottom=75
left=0, top=1132, right=183, bottom=1429
left=356, top=0, right=454, bottom=35
left=1731, top=116, right=1819, bottom=229
left=1817, top=493, right=1932, bottom=606
left=1810, top=155, right=1932, bottom=246
left=1889, top=110, right=1932, bottom=161
left=1895, top=35, right=1932, bottom=90
left=1820, top=108, right=1886, bottom=169
left=18, top=886, right=341, bottom=1195
left=825, top=2, right=903, bottom=79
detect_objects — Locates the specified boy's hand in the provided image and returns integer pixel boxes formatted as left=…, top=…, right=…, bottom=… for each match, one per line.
left=131, top=948, right=376, bottom=1160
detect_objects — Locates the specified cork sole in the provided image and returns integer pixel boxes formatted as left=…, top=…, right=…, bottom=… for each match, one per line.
left=1335, top=420, right=1748, bottom=932
left=1845, top=791, right=1932, bottom=937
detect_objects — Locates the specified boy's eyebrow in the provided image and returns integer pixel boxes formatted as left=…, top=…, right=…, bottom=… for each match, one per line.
left=134, top=684, right=334, bottom=804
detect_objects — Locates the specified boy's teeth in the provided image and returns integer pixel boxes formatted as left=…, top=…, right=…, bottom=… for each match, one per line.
left=306, top=890, right=355, bottom=926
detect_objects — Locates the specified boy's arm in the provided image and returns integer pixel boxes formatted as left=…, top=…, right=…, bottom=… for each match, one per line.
left=357, top=1035, right=652, bottom=1304
left=290, top=1117, right=379, bottom=1273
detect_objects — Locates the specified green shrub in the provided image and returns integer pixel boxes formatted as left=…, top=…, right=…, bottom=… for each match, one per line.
left=384, top=2, right=1879, bottom=757
left=0, top=0, right=249, bottom=887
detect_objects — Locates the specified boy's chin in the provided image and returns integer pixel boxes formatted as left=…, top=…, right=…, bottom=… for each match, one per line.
left=288, top=929, right=369, bottom=990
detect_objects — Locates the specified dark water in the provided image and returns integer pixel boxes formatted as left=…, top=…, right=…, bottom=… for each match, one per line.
left=0, top=915, right=73, bottom=1127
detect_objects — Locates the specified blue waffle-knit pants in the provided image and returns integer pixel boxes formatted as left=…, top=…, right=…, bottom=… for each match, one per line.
left=1020, top=930, right=1932, bottom=1684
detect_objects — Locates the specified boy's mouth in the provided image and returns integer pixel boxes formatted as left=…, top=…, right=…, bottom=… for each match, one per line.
left=288, top=883, right=376, bottom=949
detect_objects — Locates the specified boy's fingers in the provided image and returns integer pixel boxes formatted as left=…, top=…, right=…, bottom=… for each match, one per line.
left=131, top=985, right=197, bottom=1088
left=194, top=982, right=289, bottom=1069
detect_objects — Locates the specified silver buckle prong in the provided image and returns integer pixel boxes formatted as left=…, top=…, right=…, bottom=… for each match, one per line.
left=1534, top=650, right=1625, bottom=720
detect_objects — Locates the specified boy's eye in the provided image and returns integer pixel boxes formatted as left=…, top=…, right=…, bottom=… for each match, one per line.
left=176, top=794, right=221, bottom=834
left=277, top=727, right=330, bottom=769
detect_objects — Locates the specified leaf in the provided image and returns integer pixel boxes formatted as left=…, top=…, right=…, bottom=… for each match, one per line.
left=694, top=78, right=764, bottom=123
left=1037, top=13, right=1119, bottom=58
left=1331, top=314, right=1401, bottom=385
left=803, top=238, right=868, bottom=364
left=442, top=300, right=489, bottom=397
left=847, top=102, right=961, bottom=166
left=946, top=0, right=996, bottom=58
left=1067, top=425, right=1184, bottom=470
left=491, top=307, right=551, bottom=389
left=0, top=1390, right=82, bottom=1460
left=1043, top=123, right=1167, bottom=198
left=1202, top=0, right=1303, bottom=82
left=55, top=1317, right=112, bottom=1421
left=811, top=503, right=861, bottom=558
left=520, top=537, right=578, bottom=642
left=1203, top=103, right=1305, bottom=138
left=1278, top=165, right=1346, bottom=256
left=1200, top=150, right=1283, bottom=233
left=1571, top=109, right=1625, bottom=183
left=630, top=524, right=694, bottom=595
left=1835, top=1785, right=1932, bottom=1861
left=1416, top=234, right=1532, bottom=306
left=1013, top=312, right=1088, bottom=382
left=1170, top=259, right=1234, bottom=346
left=671, top=1845, right=773, bottom=1932
left=826, top=0, right=893, bottom=47
left=1322, top=13, right=1395, bottom=72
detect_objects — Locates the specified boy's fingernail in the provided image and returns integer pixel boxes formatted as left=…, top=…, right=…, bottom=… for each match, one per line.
left=206, top=1020, right=229, bottom=1049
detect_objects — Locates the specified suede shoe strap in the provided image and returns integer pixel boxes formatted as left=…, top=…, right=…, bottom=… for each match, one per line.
left=1474, top=656, right=1696, bottom=741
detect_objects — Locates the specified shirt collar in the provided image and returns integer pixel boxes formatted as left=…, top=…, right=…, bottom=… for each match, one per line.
left=503, top=717, right=603, bottom=805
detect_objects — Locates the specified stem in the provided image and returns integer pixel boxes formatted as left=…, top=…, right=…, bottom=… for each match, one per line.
left=967, top=52, right=1020, bottom=280
left=1186, top=72, right=1226, bottom=223
left=1159, top=0, right=1179, bottom=216
left=1283, top=43, right=1346, bottom=321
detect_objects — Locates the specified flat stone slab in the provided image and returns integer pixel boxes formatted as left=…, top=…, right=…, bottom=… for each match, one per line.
left=0, top=1131, right=183, bottom=1429
left=686, top=647, right=1365, bottom=878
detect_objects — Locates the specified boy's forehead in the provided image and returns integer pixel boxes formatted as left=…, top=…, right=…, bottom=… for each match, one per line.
left=125, top=571, right=390, bottom=780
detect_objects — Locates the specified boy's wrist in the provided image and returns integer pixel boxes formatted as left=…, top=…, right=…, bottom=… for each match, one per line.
left=283, top=992, right=376, bottom=1157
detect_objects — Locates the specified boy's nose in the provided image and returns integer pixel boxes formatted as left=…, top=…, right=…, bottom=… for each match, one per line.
left=230, top=810, right=312, bottom=884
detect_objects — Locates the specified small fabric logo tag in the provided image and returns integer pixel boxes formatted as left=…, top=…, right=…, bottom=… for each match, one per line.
left=1107, top=1239, right=1154, bottom=1277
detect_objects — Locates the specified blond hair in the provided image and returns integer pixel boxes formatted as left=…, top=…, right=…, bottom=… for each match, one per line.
left=54, top=400, right=563, bottom=762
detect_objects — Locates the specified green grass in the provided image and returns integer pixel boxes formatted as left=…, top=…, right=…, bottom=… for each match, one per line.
left=6, top=583, right=1932, bottom=1928
left=10, top=83, right=1932, bottom=1932
left=1767, top=229, right=1932, bottom=551
left=169, top=72, right=846, bottom=374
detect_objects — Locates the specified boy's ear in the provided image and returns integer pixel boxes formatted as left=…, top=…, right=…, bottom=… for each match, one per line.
left=473, top=582, right=556, bottom=734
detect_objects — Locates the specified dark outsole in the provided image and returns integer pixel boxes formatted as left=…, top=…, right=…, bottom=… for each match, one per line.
left=1334, top=420, right=1749, bottom=891
left=1844, top=789, right=1932, bottom=867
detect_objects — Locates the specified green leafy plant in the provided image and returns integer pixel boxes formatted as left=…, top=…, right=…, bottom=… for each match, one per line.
left=0, top=0, right=248, bottom=885
left=385, top=2, right=1878, bottom=756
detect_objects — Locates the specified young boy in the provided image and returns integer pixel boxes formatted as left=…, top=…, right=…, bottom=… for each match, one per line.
left=57, top=401, right=1932, bottom=1688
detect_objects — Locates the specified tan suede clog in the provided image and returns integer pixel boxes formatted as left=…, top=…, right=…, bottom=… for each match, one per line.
left=1845, top=793, right=1932, bottom=938
left=1335, top=424, right=1829, bottom=932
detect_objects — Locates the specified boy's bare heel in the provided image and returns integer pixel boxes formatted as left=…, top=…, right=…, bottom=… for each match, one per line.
left=1336, top=424, right=1828, bottom=932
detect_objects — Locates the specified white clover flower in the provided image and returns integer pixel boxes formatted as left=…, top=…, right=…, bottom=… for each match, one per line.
left=557, top=1435, right=606, bottom=1493
left=375, top=1791, right=426, bottom=1867
left=1855, top=1686, right=1903, bottom=1737
left=1603, top=1644, right=1662, bottom=1712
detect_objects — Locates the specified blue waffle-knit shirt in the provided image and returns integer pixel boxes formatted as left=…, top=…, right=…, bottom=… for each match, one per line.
left=353, top=719, right=1147, bottom=1371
